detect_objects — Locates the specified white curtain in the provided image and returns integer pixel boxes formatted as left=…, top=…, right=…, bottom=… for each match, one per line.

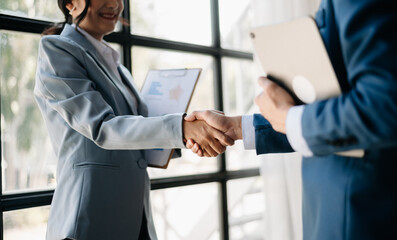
left=250, top=0, right=321, bottom=240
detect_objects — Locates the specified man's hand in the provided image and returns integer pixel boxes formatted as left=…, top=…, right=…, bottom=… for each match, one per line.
left=254, top=76, right=295, bottom=134
left=184, top=110, right=242, bottom=157
left=184, top=110, right=242, bottom=140
left=183, top=119, right=234, bottom=157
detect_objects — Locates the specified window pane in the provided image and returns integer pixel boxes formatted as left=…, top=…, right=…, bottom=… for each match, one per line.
left=0, top=0, right=63, bottom=21
left=3, top=206, right=50, bottom=240
left=1, top=31, right=56, bottom=193
left=132, top=46, right=218, bottom=178
left=219, top=0, right=253, bottom=52
left=228, top=177, right=264, bottom=239
left=222, top=58, right=256, bottom=116
left=222, top=57, right=260, bottom=170
left=151, top=183, right=219, bottom=240
left=131, top=0, right=212, bottom=46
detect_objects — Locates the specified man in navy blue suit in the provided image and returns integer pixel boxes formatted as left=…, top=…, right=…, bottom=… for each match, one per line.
left=185, top=0, right=397, bottom=239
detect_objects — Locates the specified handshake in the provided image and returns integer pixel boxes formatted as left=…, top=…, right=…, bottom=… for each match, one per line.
left=182, top=76, right=296, bottom=157
left=182, top=110, right=243, bottom=157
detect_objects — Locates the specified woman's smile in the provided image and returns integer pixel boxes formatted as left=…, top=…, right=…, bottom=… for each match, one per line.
left=98, top=12, right=119, bottom=21
left=70, top=0, right=124, bottom=40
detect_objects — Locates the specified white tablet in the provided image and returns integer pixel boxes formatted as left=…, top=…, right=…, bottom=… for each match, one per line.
left=250, top=16, right=364, bottom=158
left=250, top=16, right=341, bottom=104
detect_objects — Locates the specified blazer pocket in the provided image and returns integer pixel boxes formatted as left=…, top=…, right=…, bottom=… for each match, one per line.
left=73, top=162, right=120, bottom=170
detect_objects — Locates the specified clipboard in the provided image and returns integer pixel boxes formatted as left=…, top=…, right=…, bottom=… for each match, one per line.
left=140, top=68, right=201, bottom=168
left=250, top=16, right=364, bottom=158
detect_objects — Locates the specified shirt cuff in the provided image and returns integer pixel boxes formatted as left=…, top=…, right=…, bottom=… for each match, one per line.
left=286, top=106, right=313, bottom=157
left=242, top=115, right=256, bottom=150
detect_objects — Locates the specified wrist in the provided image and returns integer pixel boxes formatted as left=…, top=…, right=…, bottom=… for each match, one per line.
left=276, top=107, right=291, bottom=134
left=182, top=118, right=190, bottom=142
left=231, top=116, right=242, bottom=140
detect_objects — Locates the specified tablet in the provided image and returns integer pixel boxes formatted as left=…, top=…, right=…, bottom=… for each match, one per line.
left=250, top=16, right=364, bottom=158
left=250, top=16, right=341, bottom=104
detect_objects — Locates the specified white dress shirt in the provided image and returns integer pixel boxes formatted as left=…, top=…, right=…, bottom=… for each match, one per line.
left=73, top=25, right=139, bottom=108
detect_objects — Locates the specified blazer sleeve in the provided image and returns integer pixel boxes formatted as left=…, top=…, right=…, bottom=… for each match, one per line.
left=34, top=36, right=186, bottom=150
left=253, top=114, right=294, bottom=155
left=301, top=0, right=397, bottom=155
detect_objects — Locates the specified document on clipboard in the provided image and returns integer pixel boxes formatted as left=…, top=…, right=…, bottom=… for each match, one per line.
left=250, top=16, right=364, bottom=158
left=140, top=68, right=201, bottom=168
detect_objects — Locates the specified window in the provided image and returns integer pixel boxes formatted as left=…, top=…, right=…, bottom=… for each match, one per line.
left=0, top=0, right=62, bottom=21
left=0, top=1, right=261, bottom=239
left=1, top=31, right=56, bottom=194
left=131, top=0, right=212, bottom=46
left=151, top=183, right=220, bottom=239
left=3, top=206, right=50, bottom=239
left=219, top=0, right=253, bottom=52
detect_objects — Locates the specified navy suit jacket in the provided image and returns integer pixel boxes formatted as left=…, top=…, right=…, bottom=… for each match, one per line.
left=254, top=0, right=397, bottom=239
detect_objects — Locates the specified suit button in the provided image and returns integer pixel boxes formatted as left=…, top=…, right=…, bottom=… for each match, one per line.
left=137, top=159, right=147, bottom=169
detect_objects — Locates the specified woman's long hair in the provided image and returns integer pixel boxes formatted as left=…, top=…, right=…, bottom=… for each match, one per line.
left=42, top=0, right=91, bottom=35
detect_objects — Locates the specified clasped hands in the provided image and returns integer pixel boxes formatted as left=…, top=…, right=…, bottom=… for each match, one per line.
left=182, top=110, right=242, bottom=157
left=183, top=76, right=295, bottom=157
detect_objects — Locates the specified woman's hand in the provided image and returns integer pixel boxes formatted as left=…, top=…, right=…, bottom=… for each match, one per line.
left=185, top=110, right=242, bottom=141
left=183, top=119, right=234, bottom=157
left=185, top=139, right=204, bottom=157
left=184, top=110, right=242, bottom=157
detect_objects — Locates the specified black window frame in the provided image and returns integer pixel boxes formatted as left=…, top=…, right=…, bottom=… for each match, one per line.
left=0, top=1, right=259, bottom=239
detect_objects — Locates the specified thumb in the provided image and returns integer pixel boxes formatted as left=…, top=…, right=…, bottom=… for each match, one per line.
left=184, top=111, right=206, bottom=122
left=184, top=113, right=197, bottom=122
left=257, top=76, right=270, bottom=89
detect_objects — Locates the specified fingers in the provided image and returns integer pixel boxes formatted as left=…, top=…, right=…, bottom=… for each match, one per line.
left=211, top=141, right=227, bottom=156
left=213, top=129, right=235, bottom=147
left=185, top=110, right=220, bottom=122
left=197, top=148, right=204, bottom=157
left=203, top=128, right=233, bottom=156
left=186, top=139, right=205, bottom=157
left=185, top=110, right=231, bottom=137
left=184, top=111, right=206, bottom=122
left=193, top=143, right=206, bottom=157
left=186, top=138, right=194, bottom=149
left=189, top=140, right=201, bottom=154
left=183, top=119, right=231, bottom=157
left=257, top=76, right=269, bottom=89
left=258, top=76, right=276, bottom=91
left=184, top=112, right=198, bottom=122
left=258, top=77, right=279, bottom=98
left=193, top=143, right=203, bottom=156
left=254, top=92, right=264, bottom=107
left=188, top=141, right=225, bottom=158
left=188, top=136, right=227, bottom=158
left=201, top=143, right=219, bottom=157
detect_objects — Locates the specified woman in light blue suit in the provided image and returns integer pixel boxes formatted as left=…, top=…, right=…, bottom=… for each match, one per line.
left=34, top=0, right=233, bottom=239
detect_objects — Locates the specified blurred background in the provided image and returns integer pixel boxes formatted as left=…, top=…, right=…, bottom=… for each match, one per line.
left=0, top=0, right=320, bottom=239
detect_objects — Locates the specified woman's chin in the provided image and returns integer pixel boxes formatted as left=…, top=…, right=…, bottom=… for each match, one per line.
left=100, top=25, right=116, bottom=35
left=104, top=28, right=116, bottom=36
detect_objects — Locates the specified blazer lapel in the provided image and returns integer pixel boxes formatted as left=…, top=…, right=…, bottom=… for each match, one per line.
left=61, top=24, right=139, bottom=115
left=117, top=66, right=148, bottom=116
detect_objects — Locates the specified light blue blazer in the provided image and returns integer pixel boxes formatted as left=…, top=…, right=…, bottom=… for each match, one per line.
left=253, top=0, right=397, bottom=239
left=34, top=24, right=186, bottom=240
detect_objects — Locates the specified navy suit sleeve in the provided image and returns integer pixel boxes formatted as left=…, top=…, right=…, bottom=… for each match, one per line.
left=302, top=0, right=397, bottom=155
left=253, top=114, right=294, bottom=155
